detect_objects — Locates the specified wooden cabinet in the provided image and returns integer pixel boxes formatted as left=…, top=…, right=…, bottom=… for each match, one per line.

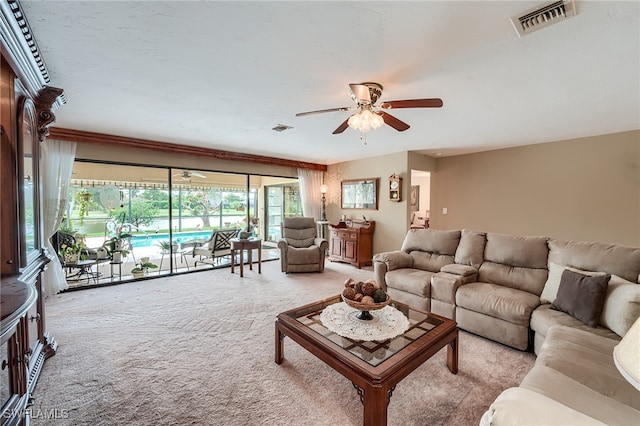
left=1, top=3, right=64, bottom=424
left=1, top=278, right=37, bottom=425
left=329, top=220, right=375, bottom=268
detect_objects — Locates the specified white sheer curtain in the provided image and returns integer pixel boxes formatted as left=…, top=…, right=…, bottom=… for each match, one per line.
left=297, top=168, right=323, bottom=220
left=41, top=139, right=77, bottom=297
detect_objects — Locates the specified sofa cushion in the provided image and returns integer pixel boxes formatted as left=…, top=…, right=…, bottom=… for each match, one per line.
left=548, top=239, right=640, bottom=284
left=479, top=233, right=549, bottom=295
left=454, top=229, right=486, bottom=268
left=409, top=251, right=454, bottom=273
left=536, top=326, right=640, bottom=410
left=479, top=262, right=549, bottom=295
left=456, top=282, right=540, bottom=326
left=385, top=268, right=433, bottom=297
left=283, top=217, right=317, bottom=248
left=600, top=275, right=640, bottom=337
left=286, top=246, right=320, bottom=265
left=485, top=233, right=549, bottom=269
left=400, top=228, right=461, bottom=255
left=541, top=263, right=639, bottom=336
left=520, top=364, right=640, bottom=424
left=481, top=387, right=608, bottom=426
left=530, top=304, right=620, bottom=341
left=551, top=270, right=610, bottom=327
left=541, top=263, right=609, bottom=304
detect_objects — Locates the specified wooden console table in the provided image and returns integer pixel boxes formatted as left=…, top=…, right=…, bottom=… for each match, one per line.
left=328, top=220, right=375, bottom=268
left=230, top=238, right=262, bottom=277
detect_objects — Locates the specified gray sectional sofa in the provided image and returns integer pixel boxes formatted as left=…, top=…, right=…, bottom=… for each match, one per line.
left=373, top=228, right=640, bottom=424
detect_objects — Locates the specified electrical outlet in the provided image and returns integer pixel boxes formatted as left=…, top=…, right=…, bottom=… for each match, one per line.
left=442, top=207, right=448, bottom=215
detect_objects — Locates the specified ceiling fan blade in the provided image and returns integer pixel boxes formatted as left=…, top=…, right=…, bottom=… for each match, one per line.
left=332, top=118, right=350, bottom=134
left=349, top=84, right=371, bottom=102
left=296, top=107, right=353, bottom=117
left=191, top=172, right=206, bottom=179
left=379, top=98, right=443, bottom=109
left=380, top=111, right=410, bottom=132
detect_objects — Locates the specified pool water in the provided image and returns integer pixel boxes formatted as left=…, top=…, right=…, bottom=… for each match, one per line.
left=130, top=231, right=214, bottom=248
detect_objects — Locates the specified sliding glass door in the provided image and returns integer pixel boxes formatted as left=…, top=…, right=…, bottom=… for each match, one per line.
left=62, top=161, right=299, bottom=286
left=264, top=181, right=302, bottom=245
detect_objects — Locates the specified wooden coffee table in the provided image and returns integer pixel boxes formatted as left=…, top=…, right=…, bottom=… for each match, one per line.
left=275, top=295, right=458, bottom=426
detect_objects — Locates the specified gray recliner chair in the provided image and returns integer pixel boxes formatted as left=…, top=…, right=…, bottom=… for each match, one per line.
left=277, top=217, right=328, bottom=273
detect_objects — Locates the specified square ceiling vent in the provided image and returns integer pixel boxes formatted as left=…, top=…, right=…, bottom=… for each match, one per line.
left=510, top=0, right=576, bottom=37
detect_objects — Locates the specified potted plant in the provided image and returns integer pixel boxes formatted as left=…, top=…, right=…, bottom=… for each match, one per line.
left=76, top=189, right=93, bottom=225
left=59, top=241, right=84, bottom=264
left=157, top=240, right=172, bottom=253
left=131, top=259, right=158, bottom=278
left=104, top=232, right=132, bottom=263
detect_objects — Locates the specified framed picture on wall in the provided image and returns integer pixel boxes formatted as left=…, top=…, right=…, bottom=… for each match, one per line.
left=410, top=185, right=419, bottom=211
left=341, top=178, right=379, bottom=209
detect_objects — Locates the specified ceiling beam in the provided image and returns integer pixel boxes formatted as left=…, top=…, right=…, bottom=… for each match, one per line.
left=48, top=127, right=327, bottom=171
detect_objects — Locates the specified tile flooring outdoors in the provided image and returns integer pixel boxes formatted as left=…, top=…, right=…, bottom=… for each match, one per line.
left=64, top=244, right=281, bottom=289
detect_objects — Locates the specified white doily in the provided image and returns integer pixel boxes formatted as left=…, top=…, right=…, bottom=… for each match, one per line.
left=320, top=302, right=410, bottom=341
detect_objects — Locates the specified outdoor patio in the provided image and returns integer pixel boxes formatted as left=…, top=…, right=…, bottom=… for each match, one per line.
left=64, top=240, right=280, bottom=289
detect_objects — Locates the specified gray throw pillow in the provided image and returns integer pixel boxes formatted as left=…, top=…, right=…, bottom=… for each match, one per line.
left=551, top=269, right=611, bottom=327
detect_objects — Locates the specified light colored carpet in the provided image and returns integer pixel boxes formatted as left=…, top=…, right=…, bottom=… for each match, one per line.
left=32, top=260, right=535, bottom=426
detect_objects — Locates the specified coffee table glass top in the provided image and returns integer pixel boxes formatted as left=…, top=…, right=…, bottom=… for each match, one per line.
left=287, top=295, right=444, bottom=367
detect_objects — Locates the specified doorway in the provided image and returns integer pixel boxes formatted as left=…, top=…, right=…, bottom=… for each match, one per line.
left=264, top=181, right=302, bottom=246
left=410, top=170, right=431, bottom=228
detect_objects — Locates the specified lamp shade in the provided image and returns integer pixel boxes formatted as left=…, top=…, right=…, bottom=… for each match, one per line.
left=613, top=316, right=640, bottom=390
left=320, top=184, right=328, bottom=194
left=347, top=109, right=384, bottom=133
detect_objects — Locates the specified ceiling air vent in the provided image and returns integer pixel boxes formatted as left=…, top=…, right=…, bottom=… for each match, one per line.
left=510, top=0, right=576, bottom=37
left=272, top=124, right=293, bottom=132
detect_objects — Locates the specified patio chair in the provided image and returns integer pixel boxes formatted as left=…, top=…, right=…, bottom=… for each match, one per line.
left=277, top=217, right=328, bottom=273
left=159, top=243, right=190, bottom=272
left=52, top=231, right=99, bottom=263
left=191, top=228, right=240, bottom=267
left=52, top=231, right=109, bottom=282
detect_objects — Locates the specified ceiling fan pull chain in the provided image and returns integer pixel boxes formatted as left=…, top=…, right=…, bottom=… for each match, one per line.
left=360, top=132, right=367, bottom=145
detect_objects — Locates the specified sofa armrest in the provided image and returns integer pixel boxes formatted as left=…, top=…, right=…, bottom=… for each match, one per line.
left=481, top=388, right=606, bottom=426
left=431, top=270, right=478, bottom=305
left=373, top=250, right=413, bottom=271
left=372, top=251, right=413, bottom=292
left=313, top=237, right=328, bottom=249
left=440, top=263, right=479, bottom=281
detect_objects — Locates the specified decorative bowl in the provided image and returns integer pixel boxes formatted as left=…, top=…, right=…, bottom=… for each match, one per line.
left=341, top=293, right=391, bottom=320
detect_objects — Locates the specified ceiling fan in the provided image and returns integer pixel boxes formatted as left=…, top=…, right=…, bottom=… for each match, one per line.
left=295, top=82, right=443, bottom=134
left=173, top=170, right=207, bottom=182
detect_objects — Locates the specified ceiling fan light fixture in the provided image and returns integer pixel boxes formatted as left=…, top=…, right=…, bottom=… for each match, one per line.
left=348, top=109, right=384, bottom=133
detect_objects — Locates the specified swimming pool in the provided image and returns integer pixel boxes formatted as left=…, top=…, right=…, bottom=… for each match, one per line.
left=130, top=231, right=214, bottom=248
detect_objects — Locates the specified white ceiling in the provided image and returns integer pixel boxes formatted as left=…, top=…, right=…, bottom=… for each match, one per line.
left=21, top=1, right=640, bottom=165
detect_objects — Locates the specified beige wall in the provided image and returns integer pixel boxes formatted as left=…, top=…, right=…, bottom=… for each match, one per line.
left=430, top=130, right=640, bottom=246
left=74, top=130, right=640, bottom=252
left=326, top=152, right=409, bottom=253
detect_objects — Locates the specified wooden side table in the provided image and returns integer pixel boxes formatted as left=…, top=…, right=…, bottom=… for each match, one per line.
left=230, top=238, right=262, bottom=277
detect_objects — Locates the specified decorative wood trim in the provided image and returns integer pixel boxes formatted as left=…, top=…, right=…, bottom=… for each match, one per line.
left=0, top=1, right=64, bottom=107
left=48, top=127, right=328, bottom=171
left=34, top=86, right=63, bottom=142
